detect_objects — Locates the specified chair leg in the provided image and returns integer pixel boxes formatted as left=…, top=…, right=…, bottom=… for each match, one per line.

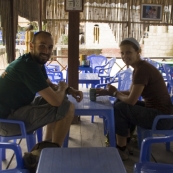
left=62, top=131, right=69, bottom=147
left=36, top=128, right=43, bottom=143
left=91, top=115, right=94, bottom=123
left=0, top=148, right=2, bottom=170
left=1, top=148, right=5, bottom=161
left=103, top=117, right=107, bottom=136
left=137, top=128, right=152, bottom=161
left=0, top=138, right=8, bottom=161
left=166, top=141, right=170, bottom=151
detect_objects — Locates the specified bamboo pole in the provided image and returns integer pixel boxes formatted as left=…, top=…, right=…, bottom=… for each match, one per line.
left=39, top=0, right=42, bottom=31
left=45, top=18, right=172, bottom=25
left=10, top=0, right=15, bottom=62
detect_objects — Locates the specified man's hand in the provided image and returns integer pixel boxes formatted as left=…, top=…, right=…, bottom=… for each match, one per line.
left=50, top=83, right=59, bottom=91
left=57, top=81, right=68, bottom=91
left=70, top=89, right=83, bottom=102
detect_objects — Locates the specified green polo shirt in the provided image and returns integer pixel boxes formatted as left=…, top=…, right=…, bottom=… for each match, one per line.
left=0, top=53, right=49, bottom=118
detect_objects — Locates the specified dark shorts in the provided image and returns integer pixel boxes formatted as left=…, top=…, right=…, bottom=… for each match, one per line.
left=114, top=100, right=173, bottom=137
left=0, top=96, right=70, bottom=136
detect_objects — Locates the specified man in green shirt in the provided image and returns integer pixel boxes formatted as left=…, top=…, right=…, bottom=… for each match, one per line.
left=0, top=31, right=83, bottom=146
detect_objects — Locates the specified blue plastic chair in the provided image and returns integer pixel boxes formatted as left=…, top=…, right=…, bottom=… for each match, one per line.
left=87, top=55, right=107, bottom=73
left=47, top=71, right=64, bottom=83
left=0, top=142, right=29, bottom=172
left=45, top=64, right=63, bottom=83
left=95, top=67, right=132, bottom=103
left=146, top=59, right=167, bottom=84
left=45, top=64, right=60, bottom=72
left=0, top=119, right=42, bottom=161
left=137, top=115, right=173, bottom=161
left=134, top=135, right=173, bottom=173
left=96, top=58, right=116, bottom=83
left=162, top=64, right=173, bottom=95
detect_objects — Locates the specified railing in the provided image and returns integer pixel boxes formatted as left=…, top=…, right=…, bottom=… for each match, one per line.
left=47, top=56, right=173, bottom=77
left=1, top=49, right=173, bottom=76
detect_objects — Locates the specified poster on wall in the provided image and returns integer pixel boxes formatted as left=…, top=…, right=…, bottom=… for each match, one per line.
left=140, top=4, right=163, bottom=21
left=65, top=0, right=83, bottom=12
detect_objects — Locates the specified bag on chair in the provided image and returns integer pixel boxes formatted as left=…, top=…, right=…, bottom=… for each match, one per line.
left=23, top=141, right=60, bottom=173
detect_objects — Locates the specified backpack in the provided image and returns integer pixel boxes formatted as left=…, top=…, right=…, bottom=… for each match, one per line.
left=23, top=141, right=60, bottom=173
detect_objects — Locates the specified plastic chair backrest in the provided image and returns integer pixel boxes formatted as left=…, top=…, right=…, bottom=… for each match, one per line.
left=137, top=114, right=173, bottom=161
left=47, top=71, right=64, bottom=83
left=97, top=58, right=116, bottom=82
left=103, top=57, right=116, bottom=75
left=163, top=64, right=173, bottom=87
left=148, top=60, right=160, bottom=69
left=134, top=135, right=173, bottom=173
left=0, top=142, right=29, bottom=172
left=45, top=65, right=60, bottom=73
left=117, top=68, right=132, bottom=91
left=0, top=119, right=40, bottom=164
left=95, top=68, right=132, bottom=89
left=87, top=55, right=107, bottom=72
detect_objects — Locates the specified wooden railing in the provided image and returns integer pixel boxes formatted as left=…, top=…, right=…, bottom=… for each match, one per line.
left=47, top=56, right=173, bottom=76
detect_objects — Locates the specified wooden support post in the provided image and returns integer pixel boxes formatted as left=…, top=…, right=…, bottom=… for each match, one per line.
left=127, top=0, right=131, bottom=37
left=39, top=0, right=42, bottom=31
left=10, top=0, right=15, bottom=62
left=68, top=12, right=80, bottom=123
left=68, top=12, right=79, bottom=89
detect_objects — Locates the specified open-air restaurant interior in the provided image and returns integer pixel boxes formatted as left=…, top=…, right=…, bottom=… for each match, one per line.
left=1, top=0, right=173, bottom=172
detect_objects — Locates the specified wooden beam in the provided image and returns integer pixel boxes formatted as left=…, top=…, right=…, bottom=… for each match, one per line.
left=67, top=12, right=79, bottom=90
left=44, top=19, right=172, bottom=25
left=127, top=0, right=130, bottom=37
left=10, top=0, right=15, bottom=62
left=39, top=0, right=42, bottom=31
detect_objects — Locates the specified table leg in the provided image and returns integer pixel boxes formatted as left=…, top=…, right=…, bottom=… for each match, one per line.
left=105, top=109, right=116, bottom=147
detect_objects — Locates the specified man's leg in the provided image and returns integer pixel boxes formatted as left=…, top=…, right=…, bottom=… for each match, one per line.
left=1, top=96, right=74, bottom=147
left=44, top=103, right=74, bottom=146
left=44, top=122, right=55, bottom=141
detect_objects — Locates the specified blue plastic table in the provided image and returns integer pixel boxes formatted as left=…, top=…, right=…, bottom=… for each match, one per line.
left=37, top=147, right=127, bottom=173
left=65, top=92, right=115, bottom=147
left=79, top=73, right=100, bottom=88
left=79, top=66, right=93, bottom=73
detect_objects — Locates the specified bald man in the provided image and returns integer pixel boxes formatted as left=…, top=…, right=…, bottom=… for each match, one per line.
left=0, top=31, right=83, bottom=146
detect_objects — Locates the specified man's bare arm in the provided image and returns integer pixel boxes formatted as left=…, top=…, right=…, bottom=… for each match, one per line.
left=39, top=81, right=68, bottom=107
left=46, top=78, right=59, bottom=91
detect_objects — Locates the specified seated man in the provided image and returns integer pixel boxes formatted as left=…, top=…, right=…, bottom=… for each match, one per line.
left=0, top=31, right=83, bottom=146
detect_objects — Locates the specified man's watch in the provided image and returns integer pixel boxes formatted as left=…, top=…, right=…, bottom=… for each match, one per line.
left=66, top=86, right=73, bottom=95
left=113, top=90, right=118, bottom=97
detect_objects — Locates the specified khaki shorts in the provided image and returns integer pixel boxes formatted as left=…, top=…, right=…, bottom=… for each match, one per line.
left=0, top=96, right=70, bottom=136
